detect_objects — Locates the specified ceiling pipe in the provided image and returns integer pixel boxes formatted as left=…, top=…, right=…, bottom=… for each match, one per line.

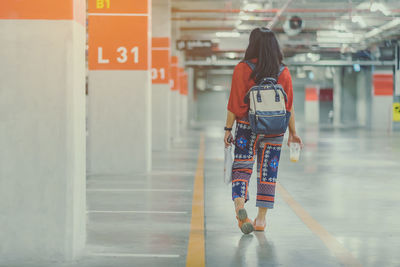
left=361, top=18, right=400, bottom=41
left=267, top=0, right=293, bottom=29
left=172, top=16, right=394, bottom=22
left=172, top=17, right=273, bottom=21
left=171, top=8, right=400, bottom=14
left=179, top=27, right=331, bottom=32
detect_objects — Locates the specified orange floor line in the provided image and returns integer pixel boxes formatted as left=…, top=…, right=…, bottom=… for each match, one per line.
left=277, top=183, right=363, bottom=267
left=186, top=134, right=205, bottom=267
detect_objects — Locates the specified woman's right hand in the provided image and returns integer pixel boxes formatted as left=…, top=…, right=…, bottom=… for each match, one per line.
left=224, top=131, right=234, bottom=148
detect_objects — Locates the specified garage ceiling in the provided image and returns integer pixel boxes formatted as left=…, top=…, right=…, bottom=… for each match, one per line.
left=171, top=0, right=400, bottom=59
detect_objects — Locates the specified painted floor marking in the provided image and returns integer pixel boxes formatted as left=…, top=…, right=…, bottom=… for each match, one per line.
left=87, top=189, right=191, bottom=192
left=87, top=210, right=187, bottom=214
left=150, top=170, right=195, bottom=176
left=277, top=183, right=363, bottom=267
left=185, top=134, right=206, bottom=267
left=89, top=252, right=180, bottom=258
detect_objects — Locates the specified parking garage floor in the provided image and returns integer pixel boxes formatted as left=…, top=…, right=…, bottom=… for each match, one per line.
left=4, top=124, right=400, bottom=267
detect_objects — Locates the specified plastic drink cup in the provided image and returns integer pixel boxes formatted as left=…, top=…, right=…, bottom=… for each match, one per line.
left=289, top=142, right=301, bottom=162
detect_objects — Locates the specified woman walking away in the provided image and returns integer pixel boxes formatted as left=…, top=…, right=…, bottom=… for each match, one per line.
left=224, top=27, right=303, bottom=234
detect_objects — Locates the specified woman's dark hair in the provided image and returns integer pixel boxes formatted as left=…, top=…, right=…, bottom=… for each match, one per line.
left=244, top=27, right=283, bottom=83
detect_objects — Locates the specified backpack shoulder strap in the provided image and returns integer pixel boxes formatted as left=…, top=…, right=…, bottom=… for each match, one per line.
left=243, top=60, right=256, bottom=71
left=278, top=64, right=286, bottom=77
left=245, top=62, right=285, bottom=77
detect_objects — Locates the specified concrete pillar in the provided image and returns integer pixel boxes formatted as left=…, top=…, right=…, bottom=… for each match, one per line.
left=187, top=67, right=197, bottom=125
left=396, top=65, right=400, bottom=97
left=171, top=20, right=182, bottom=142
left=371, top=69, right=394, bottom=131
left=356, top=68, right=372, bottom=127
left=179, top=68, right=189, bottom=133
left=170, top=56, right=181, bottom=142
left=152, top=0, right=171, bottom=151
left=341, top=68, right=358, bottom=125
left=0, top=0, right=86, bottom=261
left=304, top=86, right=320, bottom=124
left=333, top=67, right=342, bottom=127
left=87, top=0, right=151, bottom=173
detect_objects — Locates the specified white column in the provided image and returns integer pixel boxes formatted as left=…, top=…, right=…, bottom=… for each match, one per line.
left=333, top=67, right=342, bottom=127
left=170, top=56, right=181, bottom=142
left=179, top=69, right=189, bottom=134
left=356, top=69, right=372, bottom=127
left=396, top=66, right=400, bottom=97
left=371, top=70, right=394, bottom=131
left=187, top=67, right=197, bottom=125
left=87, top=0, right=151, bottom=174
left=171, top=20, right=182, bottom=142
left=304, top=86, right=320, bottom=124
left=152, top=0, right=171, bottom=151
left=0, top=0, right=86, bottom=260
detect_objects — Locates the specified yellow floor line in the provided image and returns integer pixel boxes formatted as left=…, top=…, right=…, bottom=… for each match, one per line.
left=277, top=183, right=363, bottom=267
left=186, top=134, right=205, bottom=267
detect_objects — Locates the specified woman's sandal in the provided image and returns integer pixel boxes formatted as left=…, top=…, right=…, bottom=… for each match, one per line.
left=236, top=208, right=254, bottom=234
left=253, top=218, right=266, bottom=231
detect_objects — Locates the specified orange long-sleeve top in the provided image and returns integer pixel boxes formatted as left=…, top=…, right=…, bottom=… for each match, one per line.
left=227, top=59, right=294, bottom=119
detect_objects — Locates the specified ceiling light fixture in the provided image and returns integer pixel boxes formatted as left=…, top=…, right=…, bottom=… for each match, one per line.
left=370, top=2, right=391, bottom=16
left=216, top=32, right=241, bottom=38
left=316, top=37, right=357, bottom=44
left=317, top=31, right=355, bottom=38
left=239, top=11, right=250, bottom=21
left=237, top=24, right=253, bottom=30
left=333, top=23, right=348, bottom=32
left=243, top=3, right=261, bottom=12
left=226, top=53, right=237, bottom=59
left=351, top=15, right=367, bottom=28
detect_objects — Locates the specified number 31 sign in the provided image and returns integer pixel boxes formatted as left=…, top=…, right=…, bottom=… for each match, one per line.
left=88, top=15, right=149, bottom=70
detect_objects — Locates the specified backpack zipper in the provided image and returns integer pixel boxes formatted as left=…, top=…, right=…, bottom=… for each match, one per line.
left=256, top=113, right=286, bottom=118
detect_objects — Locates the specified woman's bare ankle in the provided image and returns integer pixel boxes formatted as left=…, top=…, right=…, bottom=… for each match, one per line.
left=255, top=216, right=266, bottom=225
left=234, top=198, right=245, bottom=213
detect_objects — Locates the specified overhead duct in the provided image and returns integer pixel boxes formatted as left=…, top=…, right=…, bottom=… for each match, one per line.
left=283, top=15, right=304, bottom=36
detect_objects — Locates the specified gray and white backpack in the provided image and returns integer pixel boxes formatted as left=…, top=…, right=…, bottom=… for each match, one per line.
left=244, top=60, right=291, bottom=135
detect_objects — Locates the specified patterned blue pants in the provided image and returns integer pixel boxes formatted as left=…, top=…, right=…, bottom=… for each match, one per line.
left=232, top=120, right=284, bottom=209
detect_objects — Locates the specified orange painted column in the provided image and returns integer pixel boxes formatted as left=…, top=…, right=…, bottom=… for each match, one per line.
left=152, top=37, right=171, bottom=150
left=0, top=0, right=86, bottom=261
left=87, top=0, right=152, bottom=173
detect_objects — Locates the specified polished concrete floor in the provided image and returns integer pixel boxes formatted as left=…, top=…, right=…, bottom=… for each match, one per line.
left=3, top=123, right=400, bottom=267
left=204, top=124, right=400, bottom=267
